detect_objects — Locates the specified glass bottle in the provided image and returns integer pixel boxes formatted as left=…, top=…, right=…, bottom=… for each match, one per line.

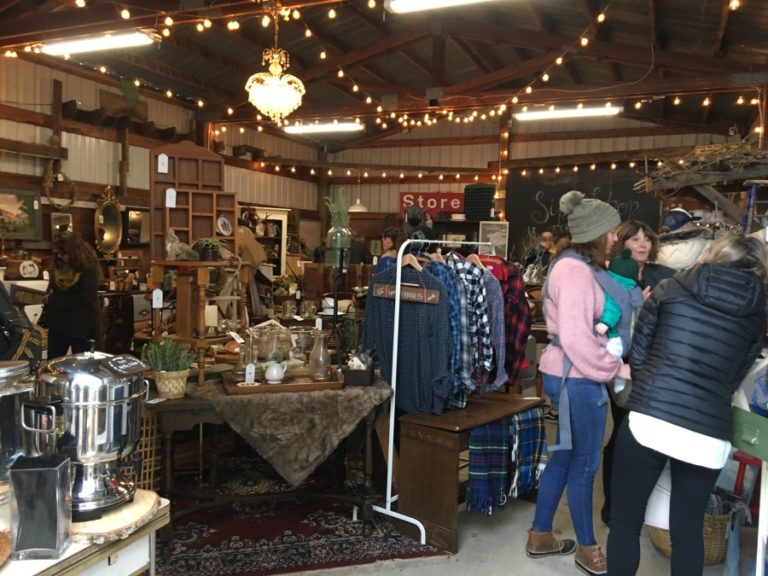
left=308, top=330, right=331, bottom=381
left=324, top=226, right=352, bottom=268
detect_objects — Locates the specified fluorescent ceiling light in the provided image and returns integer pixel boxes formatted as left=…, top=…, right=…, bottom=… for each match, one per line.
left=514, top=106, right=622, bottom=121
left=284, top=122, right=364, bottom=135
left=384, top=0, right=498, bottom=14
left=41, top=31, right=156, bottom=56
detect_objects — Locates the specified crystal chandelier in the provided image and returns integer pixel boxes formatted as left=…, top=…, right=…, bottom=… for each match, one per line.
left=245, top=6, right=305, bottom=124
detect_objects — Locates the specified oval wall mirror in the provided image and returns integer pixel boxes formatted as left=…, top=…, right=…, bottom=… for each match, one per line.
left=95, top=185, right=122, bottom=256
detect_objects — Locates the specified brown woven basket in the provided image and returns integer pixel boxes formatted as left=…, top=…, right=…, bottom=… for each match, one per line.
left=647, top=513, right=730, bottom=565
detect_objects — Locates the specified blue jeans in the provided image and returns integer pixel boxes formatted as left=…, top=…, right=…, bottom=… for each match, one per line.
left=532, top=373, right=608, bottom=545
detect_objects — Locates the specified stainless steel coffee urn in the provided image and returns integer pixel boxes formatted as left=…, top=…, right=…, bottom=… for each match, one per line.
left=0, top=360, right=33, bottom=504
left=22, top=351, right=148, bottom=521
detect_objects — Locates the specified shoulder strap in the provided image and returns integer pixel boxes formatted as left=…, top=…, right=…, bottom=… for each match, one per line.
left=543, top=249, right=643, bottom=352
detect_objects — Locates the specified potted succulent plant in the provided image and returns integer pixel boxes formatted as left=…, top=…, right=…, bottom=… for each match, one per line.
left=194, top=237, right=224, bottom=261
left=142, top=339, right=196, bottom=399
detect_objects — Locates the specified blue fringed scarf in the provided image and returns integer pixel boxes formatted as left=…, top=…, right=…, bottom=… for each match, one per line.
left=508, top=406, right=547, bottom=498
left=466, top=417, right=509, bottom=515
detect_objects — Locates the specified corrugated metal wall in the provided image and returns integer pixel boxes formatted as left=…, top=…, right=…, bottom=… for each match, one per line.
left=508, top=116, right=734, bottom=161
left=329, top=120, right=501, bottom=213
left=0, top=58, right=740, bottom=215
left=0, top=58, right=317, bottom=209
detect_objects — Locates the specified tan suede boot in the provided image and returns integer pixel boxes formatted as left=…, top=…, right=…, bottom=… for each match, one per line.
left=575, top=544, right=607, bottom=576
left=525, top=529, right=576, bottom=558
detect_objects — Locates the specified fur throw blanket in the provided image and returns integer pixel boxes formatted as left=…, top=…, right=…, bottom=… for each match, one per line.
left=195, top=383, right=392, bottom=487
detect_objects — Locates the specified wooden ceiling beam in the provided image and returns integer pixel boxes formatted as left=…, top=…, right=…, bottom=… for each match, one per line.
left=440, top=19, right=768, bottom=76
left=581, top=0, right=621, bottom=80
left=432, top=26, right=446, bottom=88
left=647, top=0, right=663, bottom=49
left=345, top=3, right=432, bottom=78
left=300, top=24, right=398, bottom=88
left=450, top=37, right=493, bottom=74
left=342, top=125, right=725, bottom=150
left=487, top=72, right=768, bottom=104
left=525, top=1, right=580, bottom=84
left=444, top=52, right=556, bottom=96
left=712, top=0, right=732, bottom=57
left=0, top=2, right=178, bottom=46
left=299, top=23, right=432, bottom=83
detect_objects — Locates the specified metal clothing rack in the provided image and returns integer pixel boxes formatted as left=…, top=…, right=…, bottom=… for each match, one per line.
left=371, top=237, right=492, bottom=543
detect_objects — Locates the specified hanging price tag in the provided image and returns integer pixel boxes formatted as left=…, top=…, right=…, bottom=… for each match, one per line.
left=228, top=331, right=245, bottom=344
left=152, top=288, right=163, bottom=309
left=245, top=363, right=256, bottom=384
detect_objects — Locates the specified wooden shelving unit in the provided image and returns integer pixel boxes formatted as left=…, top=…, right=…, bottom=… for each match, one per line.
left=149, top=141, right=228, bottom=260
left=164, top=188, right=238, bottom=254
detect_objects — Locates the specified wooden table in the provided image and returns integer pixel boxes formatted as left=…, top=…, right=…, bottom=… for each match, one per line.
left=144, top=381, right=392, bottom=494
left=0, top=498, right=170, bottom=576
left=397, top=393, right=544, bottom=552
left=144, top=396, right=225, bottom=496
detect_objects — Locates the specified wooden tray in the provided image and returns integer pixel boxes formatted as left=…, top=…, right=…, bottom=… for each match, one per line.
left=225, top=368, right=344, bottom=395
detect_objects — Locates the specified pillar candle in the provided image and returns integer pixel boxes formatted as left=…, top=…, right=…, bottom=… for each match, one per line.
left=204, top=304, right=218, bottom=327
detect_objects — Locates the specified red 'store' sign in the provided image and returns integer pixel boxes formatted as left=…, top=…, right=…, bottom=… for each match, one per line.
left=399, top=192, right=464, bottom=217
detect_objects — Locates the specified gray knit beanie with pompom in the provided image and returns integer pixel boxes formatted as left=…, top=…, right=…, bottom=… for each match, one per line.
left=559, top=190, right=621, bottom=243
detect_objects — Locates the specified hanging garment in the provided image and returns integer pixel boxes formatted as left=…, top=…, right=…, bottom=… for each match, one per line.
left=424, top=258, right=466, bottom=397
left=508, top=406, right=547, bottom=498
left=363, top=266, right=452, bottom=414
left=446, top=252, right=493, bottom=402
left=482, top=269, right=508, bottom=391
left=498, top=259, right=532, bottom=385
left=466, top=416, right=509, bottom=515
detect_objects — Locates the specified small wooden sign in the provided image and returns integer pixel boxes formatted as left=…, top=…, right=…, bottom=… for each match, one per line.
left=372, top=283, right=440, bottom=304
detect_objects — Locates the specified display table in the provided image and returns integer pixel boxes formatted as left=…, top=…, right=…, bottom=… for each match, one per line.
left=145, top=380, right=392, bottom=491
left=398, top=393, right=544, bottom=552
left=0, top=497, right=170, bottom=576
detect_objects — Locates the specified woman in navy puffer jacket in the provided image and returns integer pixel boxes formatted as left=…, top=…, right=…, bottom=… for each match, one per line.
left=607, top=235, right=767, bottom=576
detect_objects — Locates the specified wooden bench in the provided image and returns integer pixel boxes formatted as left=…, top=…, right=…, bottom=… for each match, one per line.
left=397, top=393, right=544, bottom=552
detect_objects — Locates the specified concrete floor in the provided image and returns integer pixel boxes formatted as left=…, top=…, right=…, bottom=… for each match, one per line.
left=295, top=397, right=759, bottom=576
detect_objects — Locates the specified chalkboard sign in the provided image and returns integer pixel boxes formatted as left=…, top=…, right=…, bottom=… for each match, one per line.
left=505, top=168, right=659, bottom=261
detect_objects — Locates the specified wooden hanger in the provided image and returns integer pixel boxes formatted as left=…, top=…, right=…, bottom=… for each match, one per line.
left=401, top=253, right=423, bottom=271
left=431, top=252, right=445, bottom=263
left=467, top=253, right=485, bottom=269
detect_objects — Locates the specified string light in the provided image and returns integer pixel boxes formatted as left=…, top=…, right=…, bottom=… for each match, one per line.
left=120, top=8, right=131, bottom=19
left=673, top=96, right=681, bottom=105
left=164, top=16, right=174, bottom=26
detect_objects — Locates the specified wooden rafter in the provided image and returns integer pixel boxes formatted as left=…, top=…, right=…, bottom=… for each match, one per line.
left=525, top=1, right=580, bottom=84
left=712, top=0, right=733, bottom=57
left=345, top=3, right=431, bottom=78
left=647, top=0, right=663, bottom=49
left=440, top=19, right=767, bottom=76
left=581, top=0, right=621, bottom=81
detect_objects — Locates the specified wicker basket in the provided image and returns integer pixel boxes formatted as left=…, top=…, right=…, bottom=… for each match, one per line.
left=646, top=512, right=730, bottom=565
left=154, top=368, right=190, bottom=399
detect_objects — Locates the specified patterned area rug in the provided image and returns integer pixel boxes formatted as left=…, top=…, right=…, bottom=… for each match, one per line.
left=156, top=454, right=447, bottom=576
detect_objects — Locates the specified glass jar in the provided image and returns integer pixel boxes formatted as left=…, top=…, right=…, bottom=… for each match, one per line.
left=324, top=226, right=352, bottom=268
left=308, top=330, right=331, bottom=381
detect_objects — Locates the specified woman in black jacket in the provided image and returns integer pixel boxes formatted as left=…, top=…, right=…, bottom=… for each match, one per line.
left=601, top=220, right=675, bottom=526
left=606, top=235, right=767, bottom=576
left=43, top=233, right=102, bottom=359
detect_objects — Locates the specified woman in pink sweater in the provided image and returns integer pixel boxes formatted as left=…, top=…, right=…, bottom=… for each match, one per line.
left=526, top=190, right=631, bottom=576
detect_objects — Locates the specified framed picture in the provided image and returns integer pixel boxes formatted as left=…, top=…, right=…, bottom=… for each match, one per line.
left=369, top=239, right=381, bottom=256
left=0, top=188, right=42, bottom=241
left=478, top=221, right=509, bottom=258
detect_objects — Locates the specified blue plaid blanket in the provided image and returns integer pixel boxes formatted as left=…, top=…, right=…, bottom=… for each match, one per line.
left=466, top=417, right=509, bottom=515
left=508, top=406, right=546, bottom=498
